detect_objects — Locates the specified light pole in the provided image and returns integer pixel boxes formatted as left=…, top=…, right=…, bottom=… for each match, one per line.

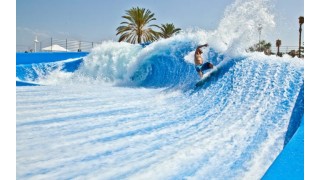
left=258, top=24, right=262, bottom=52
left=298, top=16, right=304, bottom=58
left=34, top=36, right=39, bottom=52
left=276, top=39, right=281, bottom=57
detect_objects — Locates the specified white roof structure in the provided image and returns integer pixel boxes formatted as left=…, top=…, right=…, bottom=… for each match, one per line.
left=42, top=44, right=69, bottom=52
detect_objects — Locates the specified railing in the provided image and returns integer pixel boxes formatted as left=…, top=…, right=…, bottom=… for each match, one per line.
left=17, top=38, right=101, bottom=52
left=39, top=38, right=100, bottom=52
left=16, top=44, right=32, bottom=53
left=270, top=46, right=300, bottom=54
left=269, top=45, right=304, bottom=57
left=17, top=39, right=302, bottom=56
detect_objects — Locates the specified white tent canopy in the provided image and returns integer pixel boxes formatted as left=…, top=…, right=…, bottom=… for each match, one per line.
left=42, top=44, right=69, bottom=52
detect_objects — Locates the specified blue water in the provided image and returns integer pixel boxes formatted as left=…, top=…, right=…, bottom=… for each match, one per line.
left=16, top=1, right=304, bottom=179
left=16, top=37, right=304, bottom=179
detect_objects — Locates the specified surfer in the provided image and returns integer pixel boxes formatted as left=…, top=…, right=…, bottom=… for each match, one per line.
left=194, top=43, right=214, bottom=78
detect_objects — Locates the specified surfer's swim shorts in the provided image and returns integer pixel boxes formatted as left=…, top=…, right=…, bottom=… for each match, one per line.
left=195, top=62, right=212, bottom=72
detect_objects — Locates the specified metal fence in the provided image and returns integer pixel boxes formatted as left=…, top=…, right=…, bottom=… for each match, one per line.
left=270, top=45, right=304, bottom=57
left=17, top=38, right=301, bottom=55
left=40, top=38, right=100, bottom=52
left=270, top=46, right=300, bottom=54
left=17, top=38, right=101, bottom=52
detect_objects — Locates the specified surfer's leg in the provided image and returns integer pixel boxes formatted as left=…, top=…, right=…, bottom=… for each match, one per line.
left=195, top=65, right=203, bottom=78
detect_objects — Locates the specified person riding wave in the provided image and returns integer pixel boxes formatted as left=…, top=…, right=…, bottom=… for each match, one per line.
left=194, top=43, right=214, bottom=78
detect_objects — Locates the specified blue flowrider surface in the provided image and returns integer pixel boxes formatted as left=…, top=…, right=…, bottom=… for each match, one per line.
left=262, top=116, right=304, bottom=180
left=16, top=81, right=40, bottom=86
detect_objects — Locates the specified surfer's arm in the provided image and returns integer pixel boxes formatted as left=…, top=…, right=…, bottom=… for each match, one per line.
left=197, top=44, right=208, bottom=49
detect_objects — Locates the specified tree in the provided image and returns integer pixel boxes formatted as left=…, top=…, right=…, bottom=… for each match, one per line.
left=157, top=23, right=181, bottom=39
left=248, top=40, right=272, bottom=53
left=116, top=7, right=159, bottom=44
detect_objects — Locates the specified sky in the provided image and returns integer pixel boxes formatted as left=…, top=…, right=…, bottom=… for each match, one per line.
left=16, top=0, right=304, bottom=52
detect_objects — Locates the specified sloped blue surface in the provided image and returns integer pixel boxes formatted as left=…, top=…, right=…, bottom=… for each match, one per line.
left=16, top=81, right=40, bottom=86
left=16, top=52, right=88, bottom=65
left=16, top=42, right=304, bottom=179
left=262, top=116, right=304, bottom=180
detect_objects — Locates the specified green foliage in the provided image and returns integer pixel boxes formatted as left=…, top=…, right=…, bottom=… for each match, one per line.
left=248, top=40, right=272, bottom=52
left=116, top=7, right=159, bottom=44
left=156, top=23, right=181, bottom=39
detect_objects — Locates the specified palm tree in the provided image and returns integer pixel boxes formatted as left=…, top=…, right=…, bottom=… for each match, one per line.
left=116, top=7, right=159, bottom=44
left=248, top=40, right=271, bottom=52
left=157, top=23, right=181, bottom=39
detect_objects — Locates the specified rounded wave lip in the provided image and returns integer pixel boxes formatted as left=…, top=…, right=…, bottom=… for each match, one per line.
left=16, top=57, right=84, bottom=85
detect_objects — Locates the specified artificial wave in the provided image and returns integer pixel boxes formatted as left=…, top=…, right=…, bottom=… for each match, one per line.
left=16, top=0, right=304, bottom=179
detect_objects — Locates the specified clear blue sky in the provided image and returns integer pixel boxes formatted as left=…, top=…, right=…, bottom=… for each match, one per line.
left=16, top=0, right=303, bottom=51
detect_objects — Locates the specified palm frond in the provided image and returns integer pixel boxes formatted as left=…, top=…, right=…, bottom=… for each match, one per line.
left=157, top=23, right=181, bottom=39
left=116, top=7, right=159, bottom=44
